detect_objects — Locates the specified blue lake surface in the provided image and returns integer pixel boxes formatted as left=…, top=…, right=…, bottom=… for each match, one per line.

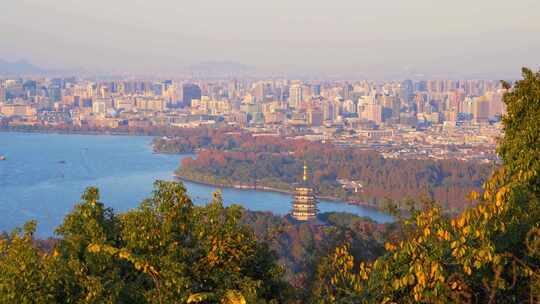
left=0, top=132, right=393, bottom=236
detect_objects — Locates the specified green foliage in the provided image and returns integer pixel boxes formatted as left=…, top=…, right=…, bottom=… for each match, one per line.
left=3, top=67, right=538, bottom=303
left=177, top=144, right=491, bottom=212
left=0, top=222, right=56, bottom=304
left=315, top=68, right=540, bottom=303
left=53, top=187, right=142, bottom=303
left=0, top=182, right=292, bottom=303
left=240, top=211, right=388, bottom=302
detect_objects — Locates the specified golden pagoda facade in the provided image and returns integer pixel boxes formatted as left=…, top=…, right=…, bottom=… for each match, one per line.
left=291, top=162, right=318, bottom=221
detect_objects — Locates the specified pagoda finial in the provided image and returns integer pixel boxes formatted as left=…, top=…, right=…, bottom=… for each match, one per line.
left=303, top=161, right=309, bottom=182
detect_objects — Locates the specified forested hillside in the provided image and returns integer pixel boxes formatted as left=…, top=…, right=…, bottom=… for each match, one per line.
left=178, top=147, right=491, bottom=212
left=152, top=119, right=492, bottom=213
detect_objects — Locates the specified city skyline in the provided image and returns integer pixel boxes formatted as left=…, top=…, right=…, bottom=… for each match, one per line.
left=1, top=0, right=539, bottom=79
left=0, top=75, right=504, bottom=164
left=2, top=0, right=540, bottom=301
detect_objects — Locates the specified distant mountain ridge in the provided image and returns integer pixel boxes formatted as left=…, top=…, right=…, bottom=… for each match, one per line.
left=0, top=59, right=46, bottom=75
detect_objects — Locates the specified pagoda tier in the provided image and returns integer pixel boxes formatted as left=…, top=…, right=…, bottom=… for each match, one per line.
left=291, top=186, right=318, bottom=221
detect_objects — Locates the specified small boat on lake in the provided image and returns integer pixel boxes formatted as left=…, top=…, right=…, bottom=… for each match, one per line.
left=0, top=155, right=6, bottom=161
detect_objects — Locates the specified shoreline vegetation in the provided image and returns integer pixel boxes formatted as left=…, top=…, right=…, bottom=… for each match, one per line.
left=0, top=128, right=129, bottom=136
left=174, top=172, right=383, bottom=210
left=1, top=127, right=387, bottom=214
left=161, top=130, right=492, bottom=214
left=1, top=126, right=383, bottom=211
left=0, top=124, right=177, bottom=137
left=1, top=124, right=492, bottom=214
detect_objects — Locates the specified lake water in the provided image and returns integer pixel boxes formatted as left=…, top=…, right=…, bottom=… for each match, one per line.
left=0, top=132, right=393, bottom=237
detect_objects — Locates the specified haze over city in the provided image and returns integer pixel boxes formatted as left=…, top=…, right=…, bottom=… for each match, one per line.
left=2, top=0, right=540, bottom=302
left=1, top=0, right=539, bottom=78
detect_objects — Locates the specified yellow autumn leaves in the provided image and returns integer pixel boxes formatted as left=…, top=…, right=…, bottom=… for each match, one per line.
left=323, top=180, right=519, bottom=303
left=187, top=290, right=246, bottom=304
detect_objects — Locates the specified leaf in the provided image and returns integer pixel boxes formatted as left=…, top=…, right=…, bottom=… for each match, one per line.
left=221, top=290, right=246, bottom=304
left=187, top=292, right=214, bottom=303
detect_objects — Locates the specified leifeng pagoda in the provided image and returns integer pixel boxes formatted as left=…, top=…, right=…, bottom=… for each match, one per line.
left=291, top=161, right=318, bottom=221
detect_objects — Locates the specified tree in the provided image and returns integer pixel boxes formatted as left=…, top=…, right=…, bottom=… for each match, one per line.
left=316, top=68, right=540, bottom=303
left=1, top=181, right=293, bottom=303
left=54, top=187, right=144, bottom=303
left=87, top=182, right=293, bottom=303
left=0, top=221, right=56, bottom=304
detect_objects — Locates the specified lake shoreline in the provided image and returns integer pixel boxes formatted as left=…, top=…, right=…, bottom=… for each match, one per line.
left=1, top=129, right=388, bottom=213
left=1, top=132, right=394, bottom=237
left=0, top=127, right=151, bottom=137
left=175, top=173, right=384, bottom=212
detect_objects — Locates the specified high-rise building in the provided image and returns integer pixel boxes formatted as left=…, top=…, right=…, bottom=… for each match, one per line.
left=291, top=162, right=318, bottom=221
left=322, top=100, right=335, bottom=121
left=49, top=85, right=62, bottom=102
left=99, top=86, right=110, bottom=98
left=182, top=83, right=202, bottom=107
left=92, top=99, right=109, bottom=115
left=289, top=84, right=303, bottom=109
left=391, top=97, right=401, bottom=119
left=312, top=84, right=321, bottom=96
left=473, top=97, right=490, bottom=123
left=415, top=93, right=429, bottom=113
left=415, top=81, right=427, bottom=92
left=343, top=84, right=353, bottom=100
left=51, top=78, right=64, bottom=89
left=0, top=86, right=5, bottom=103
left=307, top=108, right=323, bottom=126
left=444, top=110, right=458, bottom=123
left=333, top=96, right=343, bottom=120
left=87, top=84, right=96, bottom=98
left=401, top=80, right=414, bottom=103
left=381, top=94, right=400, bottom=119
left=343, top=99, right=357, bottom=114
left=363, top=103, right=383, bottom=125
left=152, top=83, right=164, bottom=96
left=0, top=104, right=36, bottom=117
left=23, top=80, right=37, bottom=97
left=252, top=82, right=267, bottom=102
left=486, top=91, right=506, bottom=118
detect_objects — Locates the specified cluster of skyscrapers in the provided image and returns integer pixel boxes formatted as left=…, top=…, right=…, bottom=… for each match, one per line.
left=0, top=77, right=504, bottom=163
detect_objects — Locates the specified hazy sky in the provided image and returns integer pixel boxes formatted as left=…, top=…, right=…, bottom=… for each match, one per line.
left=1, top=0, right=539, bottom=77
